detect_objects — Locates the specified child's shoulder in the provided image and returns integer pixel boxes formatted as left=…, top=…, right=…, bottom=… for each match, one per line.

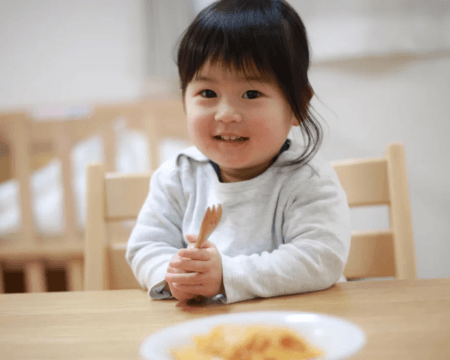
left=280, top=142, right=338, bottom=183
left=304, top=154, right=338, bottom=180
left=280, top=157, right=338, bottom=191
left=176, top=145, right=209, bottom=164
left=153, top=145, right=209, bottom=179
left=277, top=154, right=344, bottom=204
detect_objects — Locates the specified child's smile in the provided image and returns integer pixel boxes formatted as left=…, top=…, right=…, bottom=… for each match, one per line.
left=184, top=61, right=299, bottom=183
left=213, top=134, right=249, bottom=147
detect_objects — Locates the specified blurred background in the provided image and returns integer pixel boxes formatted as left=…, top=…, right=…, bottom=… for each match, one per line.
left=0, top=0, right=449, bottom=292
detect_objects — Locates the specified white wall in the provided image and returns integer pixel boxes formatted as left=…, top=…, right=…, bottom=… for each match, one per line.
left=0, top=0, right=146, bottom=111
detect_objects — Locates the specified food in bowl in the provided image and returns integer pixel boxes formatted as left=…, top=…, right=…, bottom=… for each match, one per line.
left=172, top=323, right=323, bottom=359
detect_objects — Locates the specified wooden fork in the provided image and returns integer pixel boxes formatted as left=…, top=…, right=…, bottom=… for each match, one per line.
left=190, top=204, right=222, bottom=303
left=195, top=204, right=222, bottom=248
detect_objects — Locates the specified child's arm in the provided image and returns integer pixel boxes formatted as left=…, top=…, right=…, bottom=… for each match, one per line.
left=125, top=166, right=186, bottom=299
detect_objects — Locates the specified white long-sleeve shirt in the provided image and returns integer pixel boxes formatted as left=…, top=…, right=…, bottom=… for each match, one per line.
left=126, top=139, right=351, bottom=304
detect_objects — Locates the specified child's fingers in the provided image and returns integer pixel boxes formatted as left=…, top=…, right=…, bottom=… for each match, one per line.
left=167, top=282, right=196, bottom=302
left=171, top=283, right=218, bottom=298
left=169, top=257, right=208, bottom=273
left=166, top=265, right=185, bottom=274
left=185, top=234, right=198, bottom=244
left=165, top=272, right=202, bottom=285
left=197, top=240, right=215, bottom=249
left=171, top=283, right=205, bottom=295
left=178, top=248, right=211, bottom=261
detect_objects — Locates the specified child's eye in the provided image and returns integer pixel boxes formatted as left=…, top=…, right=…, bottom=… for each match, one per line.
left=243, top=90, right=261, bottom=99
left=200, top=89, right=216, bottom=98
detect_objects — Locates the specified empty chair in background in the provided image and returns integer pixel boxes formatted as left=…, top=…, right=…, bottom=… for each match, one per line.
left=334, top=142, right=417, bottom=280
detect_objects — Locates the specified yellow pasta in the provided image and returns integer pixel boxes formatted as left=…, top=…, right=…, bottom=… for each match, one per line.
left=172, top=324, right=323, bottom=360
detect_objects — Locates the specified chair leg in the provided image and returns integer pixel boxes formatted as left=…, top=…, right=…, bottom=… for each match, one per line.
left=24, top=261, right=47, bottom=292
left=66, top=259, right=84, bottom=291
left=0, top=263, right=4, bottom=293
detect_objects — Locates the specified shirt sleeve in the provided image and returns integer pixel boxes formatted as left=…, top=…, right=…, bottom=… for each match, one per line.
left=220, top=172, right=351, bottom=304
left=125, top=164, right=186, bottom=299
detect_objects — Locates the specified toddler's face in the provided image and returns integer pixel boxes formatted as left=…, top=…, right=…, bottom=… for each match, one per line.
left=184, top=61, right=298, bottom=183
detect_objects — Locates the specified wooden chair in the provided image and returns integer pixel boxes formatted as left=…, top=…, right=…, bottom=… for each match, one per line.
left=0, top=102, right=149, bottom=293
left=0, top=112, right=85, bottom=293
left=84, top=163, right=148, bottom=290
left=0, top=111, right=111, bottom=292
left=83, top=142, right=417, bottom=291
left=333, top=142, right=418, bottom=280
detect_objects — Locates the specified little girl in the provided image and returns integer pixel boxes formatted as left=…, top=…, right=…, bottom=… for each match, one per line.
left=126, top=0, right=351, bottom=304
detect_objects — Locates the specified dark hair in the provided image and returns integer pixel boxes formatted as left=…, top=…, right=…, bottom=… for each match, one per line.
left=176, top=0, right=322, bottom=168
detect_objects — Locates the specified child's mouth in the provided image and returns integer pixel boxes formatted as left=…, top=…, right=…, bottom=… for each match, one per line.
left=214, top=135, right=249, bottom=142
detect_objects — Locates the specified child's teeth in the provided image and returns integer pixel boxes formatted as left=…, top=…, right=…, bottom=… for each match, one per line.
left=218, top=135, right=246, bottom=141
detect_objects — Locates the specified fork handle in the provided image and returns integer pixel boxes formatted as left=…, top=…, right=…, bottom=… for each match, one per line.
left=195, top=230, right=208, bottom=248
left=195, top=234, right=205, bottom=248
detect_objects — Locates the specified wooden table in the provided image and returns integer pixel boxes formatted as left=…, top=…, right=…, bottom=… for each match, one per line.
left=1, top=278, right=449, bottom=360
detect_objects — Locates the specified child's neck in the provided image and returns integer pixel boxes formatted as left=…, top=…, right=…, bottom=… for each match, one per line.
left=221, top=171, right=249, bottom=183
left=219, top=161, right=272, bottom=183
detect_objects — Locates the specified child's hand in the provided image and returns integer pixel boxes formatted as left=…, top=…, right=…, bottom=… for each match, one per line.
left=164, top=234, right=224, bottom=299
left=166, top=252, right=196, bottom=302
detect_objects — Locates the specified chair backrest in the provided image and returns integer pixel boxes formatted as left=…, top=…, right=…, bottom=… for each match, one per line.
left=142, top=98, right=191, bottom=171
left=0, top=105, right=144, bottom=293
left=93, top=101, right=148, bottom=172
left=0, top=125, right=11, bottom=183
left=84, top=142, right=417, bottom=290
left=332, top=142, right=417, bottom=280
left=0, top=112, right=87, bottom=292
left=94, top=98, right=191, bottom=172
left=84, top=163, right=151, bottom=290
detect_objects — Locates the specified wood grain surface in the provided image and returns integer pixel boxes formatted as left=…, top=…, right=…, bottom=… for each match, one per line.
left=0, top=278, right=449, bottom=360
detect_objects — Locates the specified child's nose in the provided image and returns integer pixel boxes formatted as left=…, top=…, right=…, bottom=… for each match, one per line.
left=214, top=104, right=243, bottom=123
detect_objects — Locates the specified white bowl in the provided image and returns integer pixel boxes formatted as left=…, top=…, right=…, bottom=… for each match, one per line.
left=140, top=311, right=366, bottom=360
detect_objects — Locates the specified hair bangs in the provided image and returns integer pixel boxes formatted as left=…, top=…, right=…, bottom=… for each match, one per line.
left=204, top=51, right=276, bottom=84
left=177, top=0, right=287, bottom=97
